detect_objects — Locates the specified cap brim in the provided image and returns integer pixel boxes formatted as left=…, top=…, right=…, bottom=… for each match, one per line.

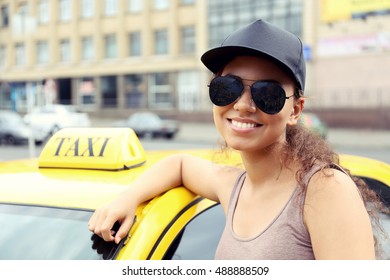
left=201, top=46, right=264, bottom=73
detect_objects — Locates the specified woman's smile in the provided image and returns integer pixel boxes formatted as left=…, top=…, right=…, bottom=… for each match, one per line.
left=229, top=118, right=262, bottom=130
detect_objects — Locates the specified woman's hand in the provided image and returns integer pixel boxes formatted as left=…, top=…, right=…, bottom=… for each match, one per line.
left=88, top=196, right=137, bottom=244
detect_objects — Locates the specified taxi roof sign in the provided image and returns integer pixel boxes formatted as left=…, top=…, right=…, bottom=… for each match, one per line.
left=38, top=128, right=146, bottom=170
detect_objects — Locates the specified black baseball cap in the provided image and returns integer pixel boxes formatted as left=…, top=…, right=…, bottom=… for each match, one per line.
left=201, top=20, right=306, bottom=91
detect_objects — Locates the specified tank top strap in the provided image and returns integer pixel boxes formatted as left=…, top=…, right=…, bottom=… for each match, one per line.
left=329, top=162, right=348, bottom=175
left=227, top=171, right=246, bottom=218
left=302, top=162, right=349, bottom=187
left=301, top=164, right=322, bottom=187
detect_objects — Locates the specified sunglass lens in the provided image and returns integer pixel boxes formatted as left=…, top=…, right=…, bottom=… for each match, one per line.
left=209, top=76, right=243, bottom=106
left=251, top=82, right=286, bottom=114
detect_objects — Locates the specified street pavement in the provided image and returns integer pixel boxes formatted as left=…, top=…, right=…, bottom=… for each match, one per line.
left=91, top=118, right=390, bottom=149
left=326, top=128, right=390, bottom=149
left=178, top=122, right=390, bottom=149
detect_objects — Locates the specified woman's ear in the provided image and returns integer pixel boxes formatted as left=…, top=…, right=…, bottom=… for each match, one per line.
left=287, top=97, right=304, bottom=126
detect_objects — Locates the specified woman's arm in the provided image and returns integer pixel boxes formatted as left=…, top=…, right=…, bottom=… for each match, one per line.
left=304, top=169, right=376, bottom=259
left=88, top=153, right=238, bottom=243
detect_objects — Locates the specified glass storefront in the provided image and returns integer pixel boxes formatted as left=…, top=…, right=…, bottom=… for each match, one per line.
left=78, top=77, right=96, bottom=110
left=148, top=73, right=173, bottom=109
left=125, top=74, right=144, bottom=108
left=101, top=75, right=118, bottom=108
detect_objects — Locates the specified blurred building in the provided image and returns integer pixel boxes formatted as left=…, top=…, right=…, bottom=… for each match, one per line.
left=0, top=0, right=209, bottom=119
left=0, top=0, right=304, bottom=121
left=309, top=0, right=390, bottom=128
left=0, top=0, right=389, bottom=127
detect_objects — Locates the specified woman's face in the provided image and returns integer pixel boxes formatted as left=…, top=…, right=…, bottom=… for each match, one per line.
left=212, top=55, right=302, bottom=153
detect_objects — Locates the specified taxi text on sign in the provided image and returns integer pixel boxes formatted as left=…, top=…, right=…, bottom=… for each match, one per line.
left=38, top=128, right=146, bottom=170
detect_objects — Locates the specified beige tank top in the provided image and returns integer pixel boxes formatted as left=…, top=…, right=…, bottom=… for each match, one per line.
left=215, top=165, right=326, bottom=260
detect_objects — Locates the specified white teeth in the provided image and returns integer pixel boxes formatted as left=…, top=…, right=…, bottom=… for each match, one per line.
left=231, top=120, right=257, bottom=129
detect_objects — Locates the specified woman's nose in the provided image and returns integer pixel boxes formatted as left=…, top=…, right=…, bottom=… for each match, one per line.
left=233, top=86, right=257, bottom=113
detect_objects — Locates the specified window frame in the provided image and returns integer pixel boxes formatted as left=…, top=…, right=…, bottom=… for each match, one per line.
left=59, top=0, right=72, bottom=22
left=154, top=29, right=169, bottom=55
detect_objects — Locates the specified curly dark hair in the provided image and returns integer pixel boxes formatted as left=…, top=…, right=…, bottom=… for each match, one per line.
left=282, top=122, right=389, bottom=257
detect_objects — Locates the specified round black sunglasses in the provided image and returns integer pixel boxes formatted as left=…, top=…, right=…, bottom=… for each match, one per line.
left=208, top=75, right=294, bottom=115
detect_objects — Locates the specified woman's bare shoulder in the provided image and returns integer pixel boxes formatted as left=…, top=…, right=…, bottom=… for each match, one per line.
left=305, top=167, right=358, bottom=199
left=304, top=167, right=362, bottom=213
left=304, top=167, right=375, bottom=259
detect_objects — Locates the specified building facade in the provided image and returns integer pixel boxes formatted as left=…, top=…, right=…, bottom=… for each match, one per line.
left=311, top=0, right=390, bottom=108
left=1, top=0, right=389, bottom=127
left=0, top=0, right=208, bottom=119
left=0, top=0, right=305, bottom=121
left=307, top=0, right=390, bottom=128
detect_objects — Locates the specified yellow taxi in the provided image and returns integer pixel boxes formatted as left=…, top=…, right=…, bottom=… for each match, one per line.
left=0, top=128, right=389, bottom=260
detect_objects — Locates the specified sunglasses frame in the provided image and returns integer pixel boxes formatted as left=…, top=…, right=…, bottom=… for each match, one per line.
left=208, top=75, right=295, bottom=115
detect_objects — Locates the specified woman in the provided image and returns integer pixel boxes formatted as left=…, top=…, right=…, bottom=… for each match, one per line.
left=89, top=20, right=383, bottom=259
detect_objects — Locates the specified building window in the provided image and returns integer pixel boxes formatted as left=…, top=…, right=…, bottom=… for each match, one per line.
left=0, top=45, right=5, bottom=67
left=1, top=5, right=9, bottom=27
left=37, top=41, right=49, bottom=64
left=59, top=39, right=71, bottom=62
left=128, top=31, right=141, bottom=56
left=15, top=43, right=25, bottom=66
left=153, top=0, right=169, bottom=10
left=154, top=29, right=168, bottom=55
left=104, top=34, right=117, bottom=59
left=81, top=0, right=94, bottom=19
left=177, top=71, right=200, bottom=111
left=101, top=76, right=117, bottom=107
left=149, top=73, right=173, bottom=108
left=128, top=0, right=142, bottom=13
left=81, top=36, right=94, bottom=60
left=125, top=74, right=144, bottom=108
left=104, top=0, right=118, bottom=16
left=78, top=77, right=96, bottom=107
left=207, top=0, right=303, bottom=48
left=8, top=82, right=26, bottom=111
left=0, top=81, right=11, bottom=109
left=181, top=26, right=195, bottom=54
left=59, top=0, right=72, bottom=22
left=38, top=0, right=49, bottom=24
left=13, top=2, right=29, bottom=35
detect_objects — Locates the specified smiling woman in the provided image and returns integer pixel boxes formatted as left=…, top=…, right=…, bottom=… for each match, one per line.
left=89, top=20, right=389, bottom=260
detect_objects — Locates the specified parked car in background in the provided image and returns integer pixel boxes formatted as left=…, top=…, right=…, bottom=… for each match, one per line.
left=299, top=112, right=328, bottom=139
left=126, top=112, right=180, bottom=139
left=0, top=110, right=46, bottom=145
left=24, top=105, right=91, bottom=139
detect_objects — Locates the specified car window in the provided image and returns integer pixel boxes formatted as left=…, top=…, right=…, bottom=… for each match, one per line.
left=64, top=106, right=76, bottom=113
left=41, top=107, right=55, bottom=114
left=5, top=114, right=23, bottom=125
left=0, top=204, right=108, bottom=260
left=163, top=204, right=225, bottom=260
left=377, top=212, right=390, bottom=259
left=361, top=177, right=390, bottom=207
left=360, top=177, right=390, bottom=259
